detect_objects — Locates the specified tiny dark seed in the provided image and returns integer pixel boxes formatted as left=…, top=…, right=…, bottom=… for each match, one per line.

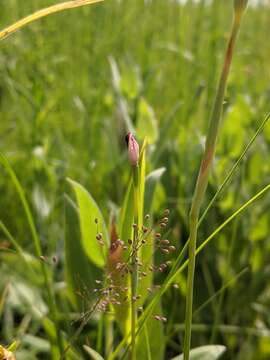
left=142, top=226, right=148, bottom=233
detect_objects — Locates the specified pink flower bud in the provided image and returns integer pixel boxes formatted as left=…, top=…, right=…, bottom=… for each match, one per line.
left=125, top=132, right=139, bottom=166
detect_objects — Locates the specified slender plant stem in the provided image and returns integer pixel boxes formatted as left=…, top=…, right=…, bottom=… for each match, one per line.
left=0, top=0, right=103, bottom=41
left=183, top=4, right=248, bottom=359
left=106, top=314, right=114, bottom=357
left=131, top=166, right=139, bottom=360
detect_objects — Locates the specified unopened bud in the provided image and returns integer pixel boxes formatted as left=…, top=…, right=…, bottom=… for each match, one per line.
left=125, top=132, right=139, bottom=166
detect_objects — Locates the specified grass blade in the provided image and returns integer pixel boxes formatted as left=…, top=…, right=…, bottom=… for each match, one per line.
left=198, top=111, right=270, bottom=227
left=0, top=0, right=104, bottom=41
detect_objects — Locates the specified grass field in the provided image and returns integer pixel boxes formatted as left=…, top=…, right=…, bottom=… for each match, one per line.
left=0, top=0, right=270, bottom=359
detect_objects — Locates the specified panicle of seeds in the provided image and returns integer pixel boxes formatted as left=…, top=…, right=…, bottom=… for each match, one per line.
left=92, top=207, right=175, bottom=319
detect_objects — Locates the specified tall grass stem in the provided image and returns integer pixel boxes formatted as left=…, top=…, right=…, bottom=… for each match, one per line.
left=183, top=4, right=248, bottom=359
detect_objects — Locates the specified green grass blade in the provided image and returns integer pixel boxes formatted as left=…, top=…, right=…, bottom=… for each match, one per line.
left=193, top=267, right=248, bottom=317
left=0, top=152, right=42, bottom=256
left=0, top=221, right=34, bottom=274
left=198, top=111, right=270, bottom=227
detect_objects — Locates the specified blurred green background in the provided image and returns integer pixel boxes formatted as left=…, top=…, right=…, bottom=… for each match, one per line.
left=0, top=0, right=270, bottom=359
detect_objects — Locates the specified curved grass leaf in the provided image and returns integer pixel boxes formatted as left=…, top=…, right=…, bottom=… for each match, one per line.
left=0, top=0, right=104, bottom=41
left=67, top=178, right=108, bottom=268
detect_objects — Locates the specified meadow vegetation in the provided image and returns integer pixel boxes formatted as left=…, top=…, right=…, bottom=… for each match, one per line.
left=0, top=0, right=270, bottom=359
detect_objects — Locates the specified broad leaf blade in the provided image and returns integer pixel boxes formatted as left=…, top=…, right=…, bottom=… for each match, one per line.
left=67, top=178, right=108, bottom=268
left=64, top=195, right=101, bottom=307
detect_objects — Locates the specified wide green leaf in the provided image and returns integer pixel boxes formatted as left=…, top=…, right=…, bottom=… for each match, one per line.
left=64, top=195, right=101, bottom=307
left=172, top=345, right=226, bottom=360
left=67, top=178, right=108, bottom=268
